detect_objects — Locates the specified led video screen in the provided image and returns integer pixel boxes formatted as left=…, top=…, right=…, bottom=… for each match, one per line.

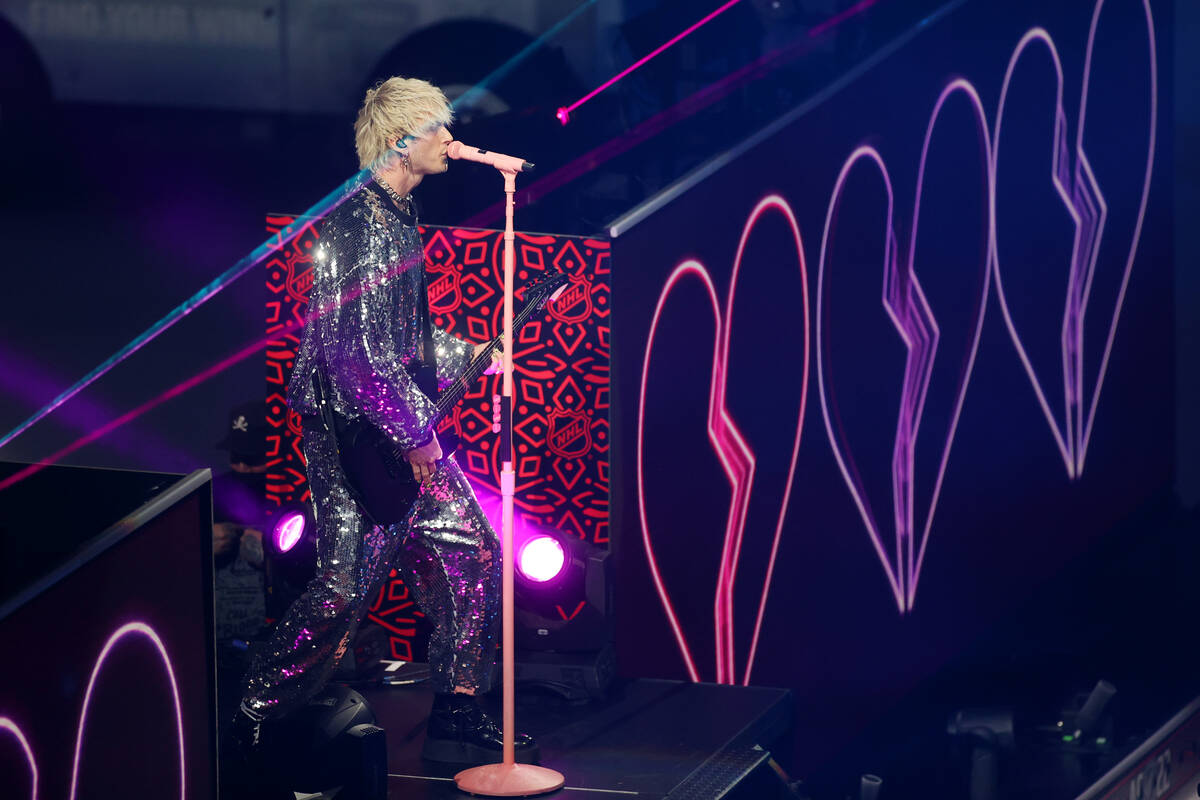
left=609, top=0, right=1172, bottom=767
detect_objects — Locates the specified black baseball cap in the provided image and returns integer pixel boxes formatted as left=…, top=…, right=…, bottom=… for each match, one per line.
left=215, top=400, right=270, bottom=465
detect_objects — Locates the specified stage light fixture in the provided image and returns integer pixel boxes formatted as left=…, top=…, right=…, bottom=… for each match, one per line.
left=264, top=503, right=317, bottom=621
left=513, top=534, right=615, bottom=701
left=517, top=534, right=566, bottom=583
left=272, top=510, right=306, bottom=554
left=470, top=485, right=614, bottom=697
left=259, top=685, right=386, bottom=799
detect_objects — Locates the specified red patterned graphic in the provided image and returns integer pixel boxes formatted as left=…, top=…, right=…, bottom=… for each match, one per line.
left=265, top=214, right=317, bottom=511
left=265, top=216, right=610, bottom=660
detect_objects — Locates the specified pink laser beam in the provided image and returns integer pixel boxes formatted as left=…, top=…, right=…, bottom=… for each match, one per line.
left=471, top=0, right=883, bottom=227
left=468, top=0, right=883, bottom=227
left=0, top=247, right=425, bottom=495
left=556, top=0, right=747, bottom=124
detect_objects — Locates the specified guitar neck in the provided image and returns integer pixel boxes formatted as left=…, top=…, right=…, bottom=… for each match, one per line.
left=432, top=284, right=553, bottom=422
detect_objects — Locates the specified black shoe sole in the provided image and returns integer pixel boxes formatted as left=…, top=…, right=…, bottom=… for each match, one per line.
left=421, top=737, right=541, bottom=765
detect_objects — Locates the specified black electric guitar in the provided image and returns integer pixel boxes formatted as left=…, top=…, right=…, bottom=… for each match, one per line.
left=328, top=270, right=568, bottom=525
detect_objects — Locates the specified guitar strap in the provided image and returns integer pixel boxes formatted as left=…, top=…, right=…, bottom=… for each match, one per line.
left=412, top=256, right=439, bottom=401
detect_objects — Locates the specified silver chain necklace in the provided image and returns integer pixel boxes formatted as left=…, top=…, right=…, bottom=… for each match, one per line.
left=373, top=175, right=414, bottom=216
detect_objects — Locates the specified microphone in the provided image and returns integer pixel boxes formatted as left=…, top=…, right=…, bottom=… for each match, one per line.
left=446, top=141, right=535, bottom=173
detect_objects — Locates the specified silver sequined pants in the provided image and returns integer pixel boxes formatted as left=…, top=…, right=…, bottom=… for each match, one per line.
left=241, top=422, right=501, bottom=719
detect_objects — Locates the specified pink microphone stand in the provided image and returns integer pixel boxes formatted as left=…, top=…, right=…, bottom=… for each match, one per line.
left=452, top=151, right=565, bottom=798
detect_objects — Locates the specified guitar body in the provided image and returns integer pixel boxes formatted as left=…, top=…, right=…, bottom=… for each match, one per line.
left=326, top=270, right=567, bottom=527
left=337, top=418, right=462, bottom=525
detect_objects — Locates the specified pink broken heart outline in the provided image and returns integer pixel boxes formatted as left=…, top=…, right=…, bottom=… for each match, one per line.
left=637, top=196, right=810, bottom=685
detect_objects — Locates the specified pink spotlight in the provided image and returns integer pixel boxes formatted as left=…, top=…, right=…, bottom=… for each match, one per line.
left=517, top=536, right=566, bottom=583
left=273, top=511, right=306, bottom=553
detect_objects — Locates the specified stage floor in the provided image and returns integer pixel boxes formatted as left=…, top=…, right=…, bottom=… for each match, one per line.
left=358, top=678, right=793, bottom=799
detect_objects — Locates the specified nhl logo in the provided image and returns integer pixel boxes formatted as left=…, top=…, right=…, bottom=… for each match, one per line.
left=287, top=263, right=314, bottom=304
left=546, top=409, right=592, bottom=458
left=427, top=264, right=462, bottom=314
left=547, top=276, right=592, bottom=324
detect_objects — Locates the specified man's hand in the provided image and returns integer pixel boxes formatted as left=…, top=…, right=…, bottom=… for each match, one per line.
left=405, top=435, right=443, bottom=483
left=473, top=342, right=504, bottom=376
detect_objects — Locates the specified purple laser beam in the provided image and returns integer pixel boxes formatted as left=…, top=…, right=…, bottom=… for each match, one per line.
left=0, top=344, right=188, bottom=468
left=0, top=249, right=424, bottom=494
left=0, top=171, right=371, bottom=454
left=464, top=0, right=886, bottom=229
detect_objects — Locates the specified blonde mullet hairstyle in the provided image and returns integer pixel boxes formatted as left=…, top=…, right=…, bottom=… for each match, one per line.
left=354, top=77, right=454, bottom=170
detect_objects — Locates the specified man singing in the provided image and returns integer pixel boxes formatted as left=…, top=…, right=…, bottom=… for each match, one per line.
left=235, top=76, right=536, bottom=765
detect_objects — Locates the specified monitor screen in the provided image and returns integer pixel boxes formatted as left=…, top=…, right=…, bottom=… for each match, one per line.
left=0, top=467, right=216, bottom=798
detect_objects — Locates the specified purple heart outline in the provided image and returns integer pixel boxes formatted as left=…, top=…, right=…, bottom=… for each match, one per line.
left=817, top=81, right=993, bottom=613
left=637, top=196, right=810, bottom=684
left=990, top=0, right=1158, bottom=479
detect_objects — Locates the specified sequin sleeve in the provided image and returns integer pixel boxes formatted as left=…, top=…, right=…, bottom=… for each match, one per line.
left=432, top=326, right=473, bottom=390
left=315, top=197, right=437, bottom=451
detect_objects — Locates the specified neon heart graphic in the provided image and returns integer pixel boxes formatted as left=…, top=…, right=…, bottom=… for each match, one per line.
left=990, top=0, right=1158, bottom=479
left=0, top=621, right=186, bottom=800
left=637, top=196, right=810, bottom=685
left=817, top=82, right=994, bottom=612
left=0, top=717, right=36, bottom=799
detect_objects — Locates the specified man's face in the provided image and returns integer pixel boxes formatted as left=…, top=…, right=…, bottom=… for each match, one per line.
left=403, top=125, right=452, bottom=176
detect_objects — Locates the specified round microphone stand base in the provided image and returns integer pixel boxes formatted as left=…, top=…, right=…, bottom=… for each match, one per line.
left=454, top=762, right=565, bottom=797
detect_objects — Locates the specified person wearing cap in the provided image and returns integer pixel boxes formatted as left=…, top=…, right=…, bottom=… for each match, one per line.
left=211, top=400, right=270, bottom=641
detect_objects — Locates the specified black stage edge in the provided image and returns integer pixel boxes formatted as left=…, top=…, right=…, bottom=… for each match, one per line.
left=354, top=678, right=792, bottom=799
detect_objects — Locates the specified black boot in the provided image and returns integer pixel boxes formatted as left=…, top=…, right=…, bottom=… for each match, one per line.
left=229, top=705, right=265, bottom=764
left=421, top=693, right=540, bottom=764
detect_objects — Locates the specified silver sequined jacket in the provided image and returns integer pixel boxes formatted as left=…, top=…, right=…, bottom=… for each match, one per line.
left=287, top=182, right=472, bottom=451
